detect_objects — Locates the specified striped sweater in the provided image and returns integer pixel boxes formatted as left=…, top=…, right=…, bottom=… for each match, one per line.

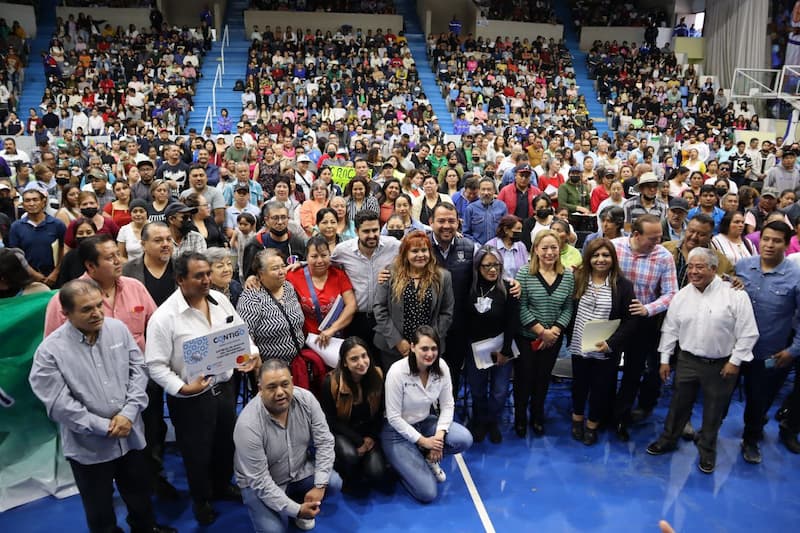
left=515, top=267, right=575, bottom=340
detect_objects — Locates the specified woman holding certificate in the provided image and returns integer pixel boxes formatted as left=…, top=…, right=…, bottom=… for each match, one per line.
left=373, top=230, right=454, bottom=372
left=286, top=235, right=358, bottom=367
left=465, top=245, right=519, bottom=444
left=567, top=238, right=635, bottom=445
left=514, top=230, right=575, bottom=438
left=236, top=249, right=326, bottom=392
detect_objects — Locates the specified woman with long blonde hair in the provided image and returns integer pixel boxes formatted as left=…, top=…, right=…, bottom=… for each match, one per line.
left=373, top=230, right=455, bottom=370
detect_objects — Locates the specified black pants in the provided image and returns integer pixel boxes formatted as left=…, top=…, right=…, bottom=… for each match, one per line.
left=513, top=337, right=561, bottom=425
left=444, top=326, right=469, bottom=395
left=349, top=312, right=378, bottom=356
left=333, top=432, right=388, bottom=484
left=68, top=449, right=155, bottom=533
left=379, top=349, right=402, bottom=374
left=659, top=352, right=738, bottom=456
left=166, top=379, right=236, bottom=504
left=141, top=380, right=167, bottom=481
left=615, top=315, right=662, bottom=424
left=571, top=354, right=619, bottom=424
left=742, top=359, right=792, bottom=443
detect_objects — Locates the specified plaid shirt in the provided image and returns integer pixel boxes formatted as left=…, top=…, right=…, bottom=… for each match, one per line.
left=612, top=237, right=678, bottom=316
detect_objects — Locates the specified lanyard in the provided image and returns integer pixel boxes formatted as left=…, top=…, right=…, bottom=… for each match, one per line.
left=303, top=266, right=324, bottom=325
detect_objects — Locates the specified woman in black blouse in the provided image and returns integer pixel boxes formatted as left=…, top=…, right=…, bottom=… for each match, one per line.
left=373, top=230, right=454, bottom=371
left=465, top=245, right=519, bottom=444
left=319, top=337, right=388, bottom=489
left=183, top=191, right=228, bottom=248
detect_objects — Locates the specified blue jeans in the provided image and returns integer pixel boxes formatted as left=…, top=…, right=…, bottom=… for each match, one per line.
left=465, top=353, right=513, bottom=425
left=241, top=471, right=342, bottom=533
left=381, top=416, right=473, bottom=503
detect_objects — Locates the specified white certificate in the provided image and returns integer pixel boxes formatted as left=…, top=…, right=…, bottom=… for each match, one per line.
left=306, top=334, right=343, bottom=368
left=183, top=323, right=252, bottom=378
left=580, top=319, right=621, bottom=353
left=471, top=334, right=519, bottom=370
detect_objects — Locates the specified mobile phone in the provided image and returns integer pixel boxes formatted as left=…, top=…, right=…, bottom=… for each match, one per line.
left=765, top=357, right=776, bottom=369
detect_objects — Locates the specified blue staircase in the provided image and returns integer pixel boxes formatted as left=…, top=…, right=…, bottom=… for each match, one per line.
left=18, top=0, right=58, bottom=118
left=187, top=0, right=250, bottom=133
left=552, top=2, right=608, bottom=136
left=395, top=0, right=453, bottom=134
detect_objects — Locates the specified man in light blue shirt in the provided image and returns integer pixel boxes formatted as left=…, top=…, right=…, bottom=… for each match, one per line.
left=735, top=220, right=800, bottom=463
left=29, top=279, right=174, bottom=533
left=463, top=177, right=507, bottom=244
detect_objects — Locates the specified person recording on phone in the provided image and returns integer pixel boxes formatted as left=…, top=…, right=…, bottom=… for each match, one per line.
left=234, top=358, right=341, bottom=533
left=735, top=221, right=800, bottom=464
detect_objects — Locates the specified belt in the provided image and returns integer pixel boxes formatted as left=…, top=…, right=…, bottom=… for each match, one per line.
left=681, top=350, right=728, bottom=364
left=356, top=310, right=375, bottom=319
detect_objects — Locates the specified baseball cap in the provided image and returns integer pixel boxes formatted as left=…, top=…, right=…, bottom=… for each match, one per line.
left=164, top=202, right=197, bottom=218
left=604, top=168, right=616, bottom=177
left=515, top=164, right=533, bottom=174
left=22, top=182, right=49, bottom=196
left=136, top=159, right=154, bottom=168
left=382, top=162, right=394, bottom=169
left=0, top=183, right=11, bottom=191
left=760, top=187, right=779, bottom=199
left=234, top=183, right=250, bottom=193
left=297, top=154, right=311, bottom=163
left=668, top=197, right=689, bottom=212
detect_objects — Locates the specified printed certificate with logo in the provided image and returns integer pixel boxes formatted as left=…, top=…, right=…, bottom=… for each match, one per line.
left=182, top=324, right=252, bottom=378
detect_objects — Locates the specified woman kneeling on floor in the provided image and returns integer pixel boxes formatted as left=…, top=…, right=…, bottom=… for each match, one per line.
left=381, top=325, right=473, bottom=503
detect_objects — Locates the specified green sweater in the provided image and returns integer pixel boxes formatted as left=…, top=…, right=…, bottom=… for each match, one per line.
left=515, top=267, right=575, bottom=340
left=557, top=182, right=590, bottom=213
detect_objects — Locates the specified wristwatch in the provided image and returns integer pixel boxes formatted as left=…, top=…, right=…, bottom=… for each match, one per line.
left=314, top=483, right=328, bottom=489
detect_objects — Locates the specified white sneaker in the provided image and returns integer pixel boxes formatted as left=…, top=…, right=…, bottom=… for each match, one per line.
left=295, top=517, right=316, bottom=531
left=427, top=460, right=446, bottom=483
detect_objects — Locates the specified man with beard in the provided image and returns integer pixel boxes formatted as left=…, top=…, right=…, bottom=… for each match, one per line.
left=241, top=202, right=306, bottom=280
left=132, top=159, right=157, bottom=201
left=196, top=148, right=220, bottom=186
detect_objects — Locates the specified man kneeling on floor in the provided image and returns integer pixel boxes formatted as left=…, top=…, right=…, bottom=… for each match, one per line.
left=646, top=248, right=759, bottom=473
left=234, top=358, right=342, bottom=532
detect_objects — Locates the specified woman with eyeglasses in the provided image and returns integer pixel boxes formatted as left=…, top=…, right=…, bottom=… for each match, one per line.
left=382, top=325, right=473, bottom=502
left=465, top=245, right=519, bottom=444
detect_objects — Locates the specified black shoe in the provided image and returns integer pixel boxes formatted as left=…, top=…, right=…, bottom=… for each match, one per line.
left=698, top=454, right=716, bottom=474
left=192, top=501, right=217, bottom=526
left=514, top=422, right=527, bottom=438
left=779, top=428, right=800, bottom=454
left=630, top=408, right=652, bottom=424
left=470, top=421, right=488, bottom=443
left=488, top=423, right=503, bottom=444
left=741, top=441, right=762, bottom=464
left=646, top=440, right=677, bottom=456
left=681, top=421, right=696, bottom=442
left=583, top=427, right=598, bottom=446
left=615, top=423, right=630, bottom=442
left=775, top=407, right=790, bottom=422
left=531, top=422, right=545, bottom=436
left=213, top=484, right=242, bottom=502
left=571, top=420, right=584, bottom=442
left=153, top=475, right=179, bottom=501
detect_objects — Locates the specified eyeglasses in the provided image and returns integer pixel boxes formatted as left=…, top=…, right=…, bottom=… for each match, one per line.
left=269, top=215, right=289, bottom=221
left=480, top=263, right=501, bottom=271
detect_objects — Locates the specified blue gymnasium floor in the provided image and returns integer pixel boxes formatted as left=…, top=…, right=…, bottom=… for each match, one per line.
left=2, top=382, right=799, bottom=533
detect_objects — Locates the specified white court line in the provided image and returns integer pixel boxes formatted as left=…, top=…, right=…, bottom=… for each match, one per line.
left=454, top=453, right=496, bottom=533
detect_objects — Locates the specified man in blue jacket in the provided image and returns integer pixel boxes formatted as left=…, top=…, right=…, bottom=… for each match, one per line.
left=463, top=177, right=507, bottom=245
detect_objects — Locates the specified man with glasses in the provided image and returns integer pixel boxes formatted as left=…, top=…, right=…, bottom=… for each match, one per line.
left=241, top=201, right=306, bottom=280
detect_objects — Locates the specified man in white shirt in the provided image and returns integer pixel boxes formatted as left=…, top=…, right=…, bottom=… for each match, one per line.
left=646, top=247, right=758, bottom=474
left=145, top=252, right=258, bottom=525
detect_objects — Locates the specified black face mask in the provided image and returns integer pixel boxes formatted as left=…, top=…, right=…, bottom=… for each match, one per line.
left=179, top=219, right=193, bottom=236
left=327, top=151, right=336, bottom=157
left=80, top=207, right=98, bottom=218
left=569, top=174, right=581, bottom=183
left=511, top=231, right=523, bottom=242
left=56, top=177, right=70, bottom=186
left=715, top=188, right=728, bottom=197
left=484, top=171, right=495, bottom=179
left=74, top=236, right=90, bottom=246
left=387, top=229, right=405, bottom=240
left=536, top=208, right=553, bottom=219
left=271, top=226, right=288, bottom=237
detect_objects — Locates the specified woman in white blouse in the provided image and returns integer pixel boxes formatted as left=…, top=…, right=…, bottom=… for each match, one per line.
left=711, top=211, right=754, bottom=265
left=381, top=325, right=472, bottom=503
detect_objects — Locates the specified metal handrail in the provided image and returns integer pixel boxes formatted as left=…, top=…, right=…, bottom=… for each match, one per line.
left=220, top=24, right=229, bottom=75
left=212, top=64, right=222, bottom=117
left=201, top=106, right=213, bottom=136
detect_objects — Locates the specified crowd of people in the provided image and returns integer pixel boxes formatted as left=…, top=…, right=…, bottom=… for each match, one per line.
left=6, top=7, right=210, bottom=140
left=2, top=8, right=800, bottom=533
left=249, top=0, right=396, bottom=13
left=569, top=0, right=668, bottom=30
left=0, top=17, right=29, bottom=130
left=474, top=0, right=558, bottom=24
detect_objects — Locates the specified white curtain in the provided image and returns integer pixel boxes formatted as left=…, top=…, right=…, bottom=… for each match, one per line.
left=704, top=0, right=769, bottom=88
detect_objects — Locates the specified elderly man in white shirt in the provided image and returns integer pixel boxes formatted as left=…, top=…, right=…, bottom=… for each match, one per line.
left=646, top=247, right=759, bottom=474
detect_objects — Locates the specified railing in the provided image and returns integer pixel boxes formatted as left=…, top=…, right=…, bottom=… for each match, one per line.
left=201, top=106, right=213, bottom=136
left=221, top=24, right=229, bottom=75
left=203, top=25, right=230, bottom=133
